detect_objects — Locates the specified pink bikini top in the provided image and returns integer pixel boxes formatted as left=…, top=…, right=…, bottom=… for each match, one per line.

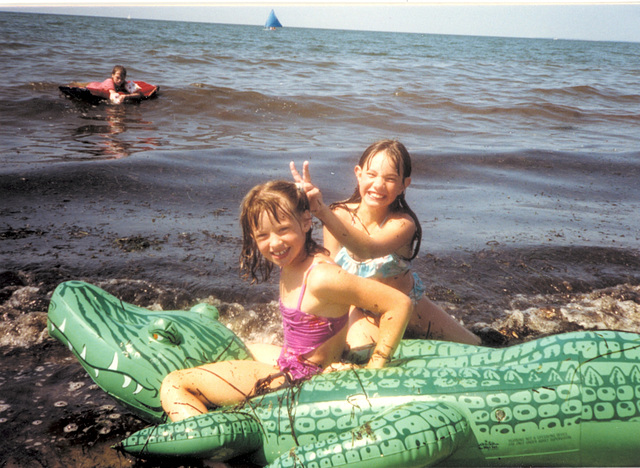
left=279, top=263, right=348, bottom=357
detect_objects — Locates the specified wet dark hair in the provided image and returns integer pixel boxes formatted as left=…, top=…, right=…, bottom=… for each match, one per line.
left=331, top=139, right=422, bottom=260
left=111, top=65, right=127, bottom=77
left=239, top=180, right=327, bottom=283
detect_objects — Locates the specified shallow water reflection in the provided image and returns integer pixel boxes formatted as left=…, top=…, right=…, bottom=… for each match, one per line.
left=67, top=105, right=160, bottom=160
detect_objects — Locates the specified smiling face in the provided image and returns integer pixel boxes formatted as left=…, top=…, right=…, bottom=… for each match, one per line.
left=355, top=150, right=411, bottom=210
left=252, top=207, right=311, bottom=269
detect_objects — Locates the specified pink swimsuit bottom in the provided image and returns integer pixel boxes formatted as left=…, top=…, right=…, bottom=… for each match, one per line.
left=277, top=264, right=348, bottom=381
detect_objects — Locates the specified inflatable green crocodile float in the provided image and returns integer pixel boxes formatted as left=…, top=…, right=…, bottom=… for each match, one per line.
left=48, top=281, right=640, bottom=467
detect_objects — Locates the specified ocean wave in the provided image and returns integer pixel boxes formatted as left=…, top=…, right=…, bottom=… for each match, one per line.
left=398, top=93, right=640, bottom=125
left=533, top=84, right=640, bottom=103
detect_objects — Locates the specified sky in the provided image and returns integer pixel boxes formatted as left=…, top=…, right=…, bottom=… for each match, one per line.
left=2, top=1, right=640, bottom=43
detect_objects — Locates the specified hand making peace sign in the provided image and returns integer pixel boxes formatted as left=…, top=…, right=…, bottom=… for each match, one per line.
left=290, top=161, right=325, bottom=214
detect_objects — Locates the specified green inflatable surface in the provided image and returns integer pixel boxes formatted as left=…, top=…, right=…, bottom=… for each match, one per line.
left=48, top=281, right=640, bottom=467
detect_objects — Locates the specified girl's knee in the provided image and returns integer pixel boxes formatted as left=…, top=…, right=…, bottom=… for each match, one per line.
left=160, top=370, right=183, bottom=402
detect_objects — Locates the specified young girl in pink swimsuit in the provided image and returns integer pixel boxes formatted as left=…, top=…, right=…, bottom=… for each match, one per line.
left=291, top=140, right=481, bottom=352
left=160, top=180, right=412, bottom=422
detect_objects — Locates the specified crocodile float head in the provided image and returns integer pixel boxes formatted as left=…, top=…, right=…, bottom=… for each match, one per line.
left=47, top=281, right=251, bottom=422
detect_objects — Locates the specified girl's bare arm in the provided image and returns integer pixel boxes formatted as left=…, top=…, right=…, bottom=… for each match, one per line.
left=292, top=160, right=414, bottom=258
left=308, top=264, right=412, bottom=368
left=321, top=204, right=415, bottom=259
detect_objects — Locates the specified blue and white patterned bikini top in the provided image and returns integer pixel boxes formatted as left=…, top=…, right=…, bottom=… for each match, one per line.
left=334, top=246, right=411, bottom=279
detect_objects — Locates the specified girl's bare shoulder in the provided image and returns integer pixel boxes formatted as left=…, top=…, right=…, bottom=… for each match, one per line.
left=331, top=203, right=357, bottom=215
left=386, top=211, right=416, bottom=228
left=310, top=252, right=338, bottom=269
left=308, top=258, right=348, bottom=285
left=305, top=260, right=357, bottom=309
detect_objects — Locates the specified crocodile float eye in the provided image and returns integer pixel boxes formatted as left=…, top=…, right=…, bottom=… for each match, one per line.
left=148, top=318, right=183, bottom=345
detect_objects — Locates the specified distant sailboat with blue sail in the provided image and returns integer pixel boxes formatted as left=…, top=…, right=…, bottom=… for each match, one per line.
left=264, top=9, right=282, bottom=30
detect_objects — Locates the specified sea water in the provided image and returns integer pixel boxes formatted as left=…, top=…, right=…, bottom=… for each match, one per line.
left=0, top=10, right=639, bottom=465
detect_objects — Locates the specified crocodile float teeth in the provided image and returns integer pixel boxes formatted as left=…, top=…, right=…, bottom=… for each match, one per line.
left=80, top=345, right=87, bottom=360
left=59, top=318, right=66, bottom=333
left=134, top=384, right=143, bottom=395
left=109, top=352, right=118, bottom=371
left=123, top=375, right=132, bottom=388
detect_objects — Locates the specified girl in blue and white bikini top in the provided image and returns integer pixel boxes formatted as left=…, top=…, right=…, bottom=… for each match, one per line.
left=334, top=246, right=411, bottom=279
left=290, top=140, right=481, bottom=348
left=331, top=210, right=426, bottom=304
left=332, top=209, right=413, bottom=280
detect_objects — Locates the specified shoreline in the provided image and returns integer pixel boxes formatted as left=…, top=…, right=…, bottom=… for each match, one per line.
left=3, top=241, right=640, bottom=346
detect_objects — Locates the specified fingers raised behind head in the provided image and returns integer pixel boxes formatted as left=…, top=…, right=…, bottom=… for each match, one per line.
left=290, top=161, right=302, bottom=183
left=302, top=161, right=312, bottom=184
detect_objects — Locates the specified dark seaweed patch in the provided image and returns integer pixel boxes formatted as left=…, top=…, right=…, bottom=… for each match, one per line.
left=0, top=226, right=46, bottom=240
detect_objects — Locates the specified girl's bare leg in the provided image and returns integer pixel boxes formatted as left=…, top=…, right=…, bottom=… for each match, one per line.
left=160, top=360, right=282, bottom=422
left=347, top=298, right=480, bottom=351
left=409, top=296, right=481, bottom=345
left=246, top=343, right=282, bottom=366
left=345, top=307, right=379, bottom=353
